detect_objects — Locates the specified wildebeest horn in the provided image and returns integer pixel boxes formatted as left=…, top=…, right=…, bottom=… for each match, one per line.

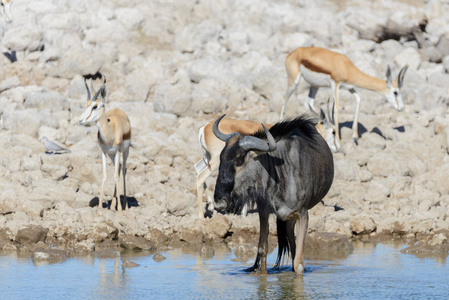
left=240, top=124, right=277, bottom=152
left=212, top=114, right=239, bottom=142
left=84, top=78, right=91, bottom=101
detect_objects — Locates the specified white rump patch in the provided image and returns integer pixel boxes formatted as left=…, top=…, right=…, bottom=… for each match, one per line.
left=195, top=158, right=208, bottom=175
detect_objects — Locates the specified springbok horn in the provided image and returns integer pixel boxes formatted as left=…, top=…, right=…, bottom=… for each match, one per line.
left=332, top=101, right=335, bottom=126
left=93, top=73, right=107, bottom=102
left=327, top=98, right=335, bottom=126
left=212, top=114, right=239, bottom=142
left=84, top=78, right=91, bottom=101
left=386, top=65, right=392, bottom=88
left=307, top=103, right=320, bottom=119
left=240, top=124, right=277, bottom=152
left=90, top=78, right=96, bottom=97
left=398, top=65, right=408, bottom=89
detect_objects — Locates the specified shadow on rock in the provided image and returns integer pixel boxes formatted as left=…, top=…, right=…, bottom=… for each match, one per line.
left=340, top=121, right=368, bottom=139
left=89, top=196, right=139, bottom=210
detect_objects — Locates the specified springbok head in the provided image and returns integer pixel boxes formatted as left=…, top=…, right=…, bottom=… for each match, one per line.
left=385, top=65, right=408, bottom=111
left=212, top=114, right=276, bottom=212
left=0, top=0, right=12, bottom=23
left=79, top=74, right=107, bottom=126
left=308, top=99, right=341, bottom=153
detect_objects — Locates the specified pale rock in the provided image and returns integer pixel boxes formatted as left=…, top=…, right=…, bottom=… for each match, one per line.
left=428, top=233, right=447, bottom=246
left=323, top=219, right=352, bottom=237
left=227, top=31, right=249, bottom=57
left=32, top=248, right=67, bottom=264
left=443, top=55, right=449, bottom=73
left=115, top=8, right=145, bottom=30
left=84, top=21, right=131, bottom=45
left=367, top=151, right=409, bottom=177
left=359, top=169, right=373, bottom=182
left=350, top=215, right=376, bottom=235
left=2, top=25, right=43, bottom=51
left=204, top=214, right=232, bottom=239
left=153, top=83, right=192, bottom=116
left=21, top=155, right=41, bottom=171
left=380, top=40, right=404, bottom=59
left=427, top=72, right=449, bottom=88
left=394, top=47, right=421, bottom=70
left=191, top=79, right=227, bottom=114
left=74, top=239, right=96, bottom=253
left=0, top=76, right=21, bottom=93
left=55, top=45, right=104, bottom=79
left=24, top=91, right=68, bottom=111
left=334, top=159, right=359, bottom=182
left=283, top=32, right=313, bottom=52
left=188, top=57, right=233, bottom=83
left=364, top=180, right=390, bottom=204
left=39, top=12, right=79, bottom=30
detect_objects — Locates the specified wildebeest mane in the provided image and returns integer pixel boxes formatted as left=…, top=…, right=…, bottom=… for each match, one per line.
left=252, top=115, right=319, bottom=144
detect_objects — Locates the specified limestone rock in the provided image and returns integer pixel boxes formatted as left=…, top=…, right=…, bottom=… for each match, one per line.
left=15, top=225, right=48, bottom=245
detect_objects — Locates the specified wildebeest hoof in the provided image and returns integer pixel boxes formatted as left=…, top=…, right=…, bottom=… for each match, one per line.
left=294, top=263, right=305, bottom=276
left=244, top=265, right=258, bottom=273
left=353, top=137, right=359, bottom=145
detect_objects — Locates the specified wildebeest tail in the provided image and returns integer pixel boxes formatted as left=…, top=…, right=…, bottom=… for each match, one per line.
left=275, top=218, right=295, bottom=269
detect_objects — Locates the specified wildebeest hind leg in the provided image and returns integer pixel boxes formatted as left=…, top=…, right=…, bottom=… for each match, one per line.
left=286, top=218, right=296, bottom=270
left=293, top=209, right=308, bottom=275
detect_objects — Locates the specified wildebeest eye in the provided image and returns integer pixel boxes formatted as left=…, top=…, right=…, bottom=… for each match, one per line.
left=93, top=105, right=98, bottom=109
left=394, top=91, right=398, bottom=96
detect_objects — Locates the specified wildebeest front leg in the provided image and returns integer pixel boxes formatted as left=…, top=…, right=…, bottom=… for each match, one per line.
left=293, top=209, right=308, bottom=275
left=258, top=212, right=269, bottom=274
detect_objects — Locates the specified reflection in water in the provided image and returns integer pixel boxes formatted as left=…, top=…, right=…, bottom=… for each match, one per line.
left=0, top=243, right=448, bottom=299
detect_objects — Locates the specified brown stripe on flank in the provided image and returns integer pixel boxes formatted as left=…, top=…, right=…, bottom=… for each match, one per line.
left=123, top=129, right=131, bottom=140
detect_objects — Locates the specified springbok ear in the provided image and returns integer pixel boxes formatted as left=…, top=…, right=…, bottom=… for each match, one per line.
left=398, top=65, right=408, bottom=88
left=386, top=65, right=392, bottom=88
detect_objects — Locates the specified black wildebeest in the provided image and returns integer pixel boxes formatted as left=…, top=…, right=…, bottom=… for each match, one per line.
left=212, top=114, right=334, bottom=275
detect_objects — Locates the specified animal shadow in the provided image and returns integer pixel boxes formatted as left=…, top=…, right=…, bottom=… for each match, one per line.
left=339, top=121, right=367, bottom=139
left=3, top=51, right=17, bottom=63
left=89, top=196, right=139, bottom=210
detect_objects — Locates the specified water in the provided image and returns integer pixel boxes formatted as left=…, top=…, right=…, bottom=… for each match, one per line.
left=0, top=242, right=448, bottom=299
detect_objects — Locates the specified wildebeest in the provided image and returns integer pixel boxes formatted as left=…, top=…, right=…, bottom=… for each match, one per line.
left=212, top=114, right=334, bottom=274
left=195, top=103, right=338, bottom=218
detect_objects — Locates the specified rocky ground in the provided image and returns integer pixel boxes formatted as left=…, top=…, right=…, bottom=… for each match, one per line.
left=1, top=0, right=449, bottom=263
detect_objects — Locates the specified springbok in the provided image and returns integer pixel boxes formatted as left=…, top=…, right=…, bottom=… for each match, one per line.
left=0, top=0, right=12, bottom=23
left=280, top=46, right=408, bottom=145
left=195, top=105, right=337, bottom=218
left=212, top=114, right=334, bottom=275
left=78, top=74, right=131, bottom=213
